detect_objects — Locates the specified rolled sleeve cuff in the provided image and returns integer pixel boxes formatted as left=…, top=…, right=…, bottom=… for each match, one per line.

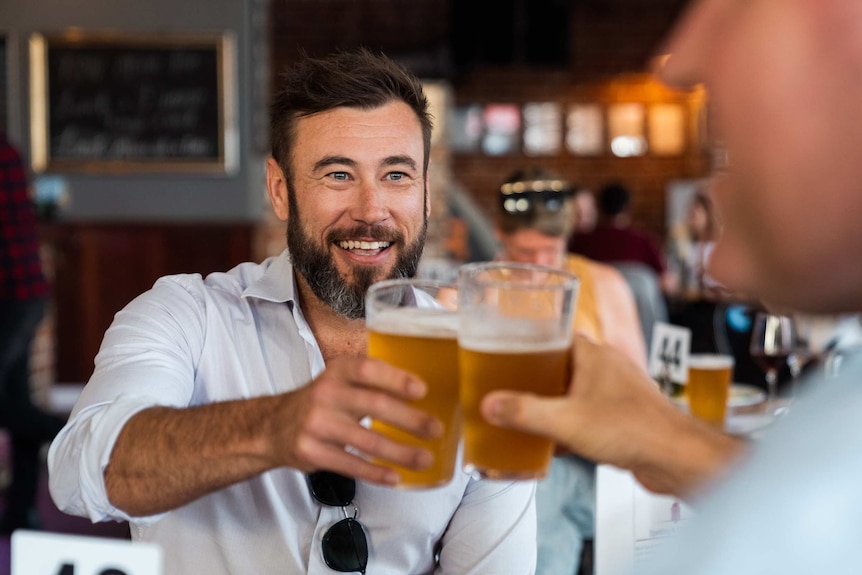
left=48, top=395, right=171, bottom=526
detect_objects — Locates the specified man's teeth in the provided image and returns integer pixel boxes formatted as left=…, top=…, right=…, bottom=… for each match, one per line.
left=338, top=240, right=391, bottom=250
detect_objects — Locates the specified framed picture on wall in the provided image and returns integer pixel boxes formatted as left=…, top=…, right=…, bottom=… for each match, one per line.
left=481, top=103, right=520, bottom=156
left=29, top=31, right=237, bottom=174
left=608, top=103, right=647, bottom=158
left=649, top=104, right=685, bottom=156
left=566, top=104, right=603, bottom=156
left=523, top=102, right=561, bottom=156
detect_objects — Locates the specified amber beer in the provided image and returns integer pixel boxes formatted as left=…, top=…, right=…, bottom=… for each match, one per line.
left=460, top=341, right=569, bottom=479
left=686, top=354, right=734, bottom=427
left=366, top=281, right=461, bottom=488
left=457, top=262, right=579, bottom=480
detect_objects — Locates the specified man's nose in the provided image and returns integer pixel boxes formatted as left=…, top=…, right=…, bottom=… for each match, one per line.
left=351, top=180, right=389, bottom=225
left=653, top=0, right=722, bottom=90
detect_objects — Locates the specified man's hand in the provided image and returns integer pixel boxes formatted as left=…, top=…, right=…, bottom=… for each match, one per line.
left=265, top=356, right=443, bottom=485
left=480, top=335, right=744, bottom=497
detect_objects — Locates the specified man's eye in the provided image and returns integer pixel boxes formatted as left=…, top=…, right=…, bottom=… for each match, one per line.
left=387, top=172, right=406, bottom=181
left=330, top=172, right=349, bottom=181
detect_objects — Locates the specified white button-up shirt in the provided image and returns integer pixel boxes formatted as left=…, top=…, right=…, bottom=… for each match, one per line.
left=48, top=251, right=537, bottom=574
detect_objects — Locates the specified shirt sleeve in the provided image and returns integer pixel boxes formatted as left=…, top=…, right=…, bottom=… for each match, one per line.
left=437, top=478, right=537, bottom=574
left=636, top=359, right=862, bottom=575
left=47, top=275, right=207, bottom=524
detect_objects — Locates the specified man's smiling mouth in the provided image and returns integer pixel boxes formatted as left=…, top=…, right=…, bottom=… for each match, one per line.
left=337, top=240, right=391, bottom=251
left=336, top=240, right=394, bottom=258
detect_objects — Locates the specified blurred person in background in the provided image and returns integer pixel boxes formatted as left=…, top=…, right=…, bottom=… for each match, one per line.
left=496, top=168, right=647, bottom=364
left=495, top=167, right=647, bottom=575
left=0, top=131, right=66, bottom=533
left=567, top=181, right=666, bottom=280
left=572, top=187, right=598, bottom=235
left=481, top=1, right=862, bottom=573
left=667, top=187, right=725, bottom=300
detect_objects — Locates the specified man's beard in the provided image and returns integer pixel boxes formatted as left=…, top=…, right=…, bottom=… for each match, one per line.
left=287, top=207, right=427, bottom=320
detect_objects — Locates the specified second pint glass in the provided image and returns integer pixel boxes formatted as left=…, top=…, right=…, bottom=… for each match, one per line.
left=458, top=262, right=579, bottom=480
left=687, top=354, right=734, bottom=427
left=366, top=279, right=461, bottom=488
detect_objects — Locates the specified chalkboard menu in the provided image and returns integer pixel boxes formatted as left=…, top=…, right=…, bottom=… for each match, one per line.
left=29, top=32, right=237, bottom=173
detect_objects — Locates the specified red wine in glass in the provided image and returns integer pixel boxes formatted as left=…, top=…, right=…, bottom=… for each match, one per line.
left=751, top=352, right=791, bottom=375
left=750, top=312, right=797, bottom=414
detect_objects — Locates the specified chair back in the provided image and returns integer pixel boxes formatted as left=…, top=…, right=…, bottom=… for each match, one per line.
left=611, top=262, right=669, bottom=351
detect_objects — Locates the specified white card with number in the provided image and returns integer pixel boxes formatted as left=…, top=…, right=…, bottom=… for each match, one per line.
left=12, top=530, right=162, bottom=575
left=648, top=322, right=692, bottom=384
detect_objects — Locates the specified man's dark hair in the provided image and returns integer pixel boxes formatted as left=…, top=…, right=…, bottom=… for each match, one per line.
left=270, top=48, right=432, bottom=183
left=598, top=182, right=631, bottom=217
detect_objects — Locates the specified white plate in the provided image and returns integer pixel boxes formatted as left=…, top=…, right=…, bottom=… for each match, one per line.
left=725, top=412, right=775, bottom=437
left=670, top=383, right=766, bottom=408
left=728, top=384, right=766, bottom=408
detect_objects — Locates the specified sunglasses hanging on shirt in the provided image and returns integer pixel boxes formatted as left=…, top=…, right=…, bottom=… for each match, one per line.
left=307, top=471, right=369, bottom=574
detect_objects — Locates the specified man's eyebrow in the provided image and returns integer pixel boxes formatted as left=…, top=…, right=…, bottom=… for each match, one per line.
left=312, top=155, right=357, bottom=172
left=381, top=155, right=418, bottom=171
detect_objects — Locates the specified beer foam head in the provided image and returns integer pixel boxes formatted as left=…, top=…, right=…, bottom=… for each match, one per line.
left=369, top=307, right=458, bottom=338
left=459, top=338, right=570, bottom=354
left=688, top=354, right=734, bottom=370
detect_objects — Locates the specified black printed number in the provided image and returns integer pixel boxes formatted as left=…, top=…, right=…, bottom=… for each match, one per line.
left=55, top=564, right=128, bottom=575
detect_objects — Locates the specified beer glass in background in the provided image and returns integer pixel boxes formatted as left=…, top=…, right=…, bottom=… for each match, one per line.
left=366, top=279, right=461, bottom=488
left=458, top=262, right=579, bottom=480
left=686, top=354, right=735, bottom=427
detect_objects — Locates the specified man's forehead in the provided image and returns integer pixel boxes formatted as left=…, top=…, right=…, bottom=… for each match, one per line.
left=293, top=105, right=423, bottom=162
left=294, top=102, right=420, bottom=131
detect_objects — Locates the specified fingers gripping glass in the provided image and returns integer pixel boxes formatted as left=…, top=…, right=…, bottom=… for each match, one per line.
left=308, top=472, right=369, bottom=574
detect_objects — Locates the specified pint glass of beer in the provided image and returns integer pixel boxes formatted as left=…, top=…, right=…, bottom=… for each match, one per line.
left=366, top=279, right=461, bottom=488
left=458, top=262, right=579, bottom=480
left=686, top=354, right=735, bottom=427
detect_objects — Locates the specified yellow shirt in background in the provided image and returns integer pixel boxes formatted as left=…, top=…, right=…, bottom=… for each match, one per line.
left=566, top=254, right=604, bottom=343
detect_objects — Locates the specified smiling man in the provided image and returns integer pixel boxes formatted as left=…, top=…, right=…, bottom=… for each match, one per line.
left=48, top=50, right=535, bottom=575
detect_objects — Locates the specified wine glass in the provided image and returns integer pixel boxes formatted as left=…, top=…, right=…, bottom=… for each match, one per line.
left=749, top=312, right=797, bottom=414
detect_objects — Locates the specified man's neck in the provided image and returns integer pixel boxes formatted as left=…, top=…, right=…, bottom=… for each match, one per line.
left=294, top=272, right=367, bottom=362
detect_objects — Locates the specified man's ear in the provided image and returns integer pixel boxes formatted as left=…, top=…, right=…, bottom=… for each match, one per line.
left=266, top=157, right=289, bottom=222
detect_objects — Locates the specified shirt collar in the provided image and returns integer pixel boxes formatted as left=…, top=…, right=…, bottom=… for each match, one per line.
left=242, top=249, right=298, bottom=304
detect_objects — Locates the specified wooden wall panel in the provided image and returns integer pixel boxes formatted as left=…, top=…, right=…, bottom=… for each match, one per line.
left=42, top=222, right=255, bottom=383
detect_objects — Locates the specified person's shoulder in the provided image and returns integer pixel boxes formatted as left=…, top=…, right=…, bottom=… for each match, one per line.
left=583, top=257, right=623, bottom=280
left=579, top=257, right=632, bottom=296
left=651, top=361, right=862, bottom=574
left=150, top=259, right=265, bottom=300
left=207, top=259, right=269, bottom=290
